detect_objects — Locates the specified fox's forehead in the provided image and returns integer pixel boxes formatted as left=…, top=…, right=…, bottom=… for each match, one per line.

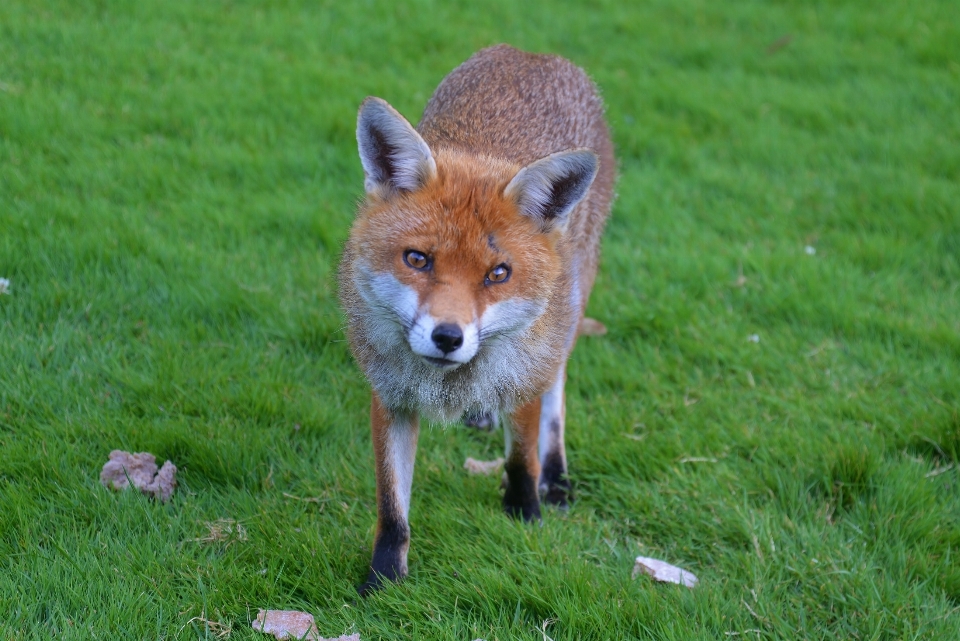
left=392, top=202, right=520, bottom=258
left=360, top=180, right=549, bottom=262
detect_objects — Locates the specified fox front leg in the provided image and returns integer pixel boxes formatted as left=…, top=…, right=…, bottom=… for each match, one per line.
left=358, top=394, right=419, bottom=596
left=502, top=398, right=543, bottom=521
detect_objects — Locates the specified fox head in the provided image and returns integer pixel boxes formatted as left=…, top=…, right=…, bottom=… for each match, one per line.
left=342, top=97, right=598, bottom=417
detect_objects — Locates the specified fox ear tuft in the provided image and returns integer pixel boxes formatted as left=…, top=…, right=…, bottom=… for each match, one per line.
left=504, top=149, right=599, bottom=231
left=357, top=97, right=437, bottom=195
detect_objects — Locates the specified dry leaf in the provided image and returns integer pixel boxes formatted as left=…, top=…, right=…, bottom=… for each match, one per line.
left=632, top=556, right=699, bottom=588
left=578, top=317, right=607, bottom=336
left=190, top=519, right=248, bottom=545
left=100, top=450, right=177, bottom=502
left=184, top=612, right=232, bottom=639
left=252, top=610, right=358, bottom=641
left=732, top=264, right=747, bottom=288
left=464, top=457, right=505, bottom=475
left=765, top=34, right=793, bottom=54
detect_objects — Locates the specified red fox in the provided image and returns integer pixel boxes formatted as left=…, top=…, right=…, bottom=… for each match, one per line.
left=339, top=44, right=615, bottom=594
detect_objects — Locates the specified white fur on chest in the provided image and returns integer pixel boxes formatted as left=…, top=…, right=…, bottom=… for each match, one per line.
left=352, top=269, right=555, bottom=422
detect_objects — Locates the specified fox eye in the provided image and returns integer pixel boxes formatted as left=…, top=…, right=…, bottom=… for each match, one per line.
left=404, top=250, right=430, bottom=270
left=485, top=263, right=511, bottom=285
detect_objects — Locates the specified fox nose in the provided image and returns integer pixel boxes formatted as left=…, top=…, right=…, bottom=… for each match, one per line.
left=431, top=323, right=464, bottom=354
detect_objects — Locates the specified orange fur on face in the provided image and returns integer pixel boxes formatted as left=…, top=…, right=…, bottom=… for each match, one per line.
left=351, top=149, right=563, bottom=327
left=342, top=147, right=577, bottom=423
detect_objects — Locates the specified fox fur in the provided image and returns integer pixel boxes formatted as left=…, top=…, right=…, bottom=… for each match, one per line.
left=339, top=44, right=615, bottom=594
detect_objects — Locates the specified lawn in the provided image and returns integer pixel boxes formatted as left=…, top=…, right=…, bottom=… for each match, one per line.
left=2, top=0, right=959, bottom=638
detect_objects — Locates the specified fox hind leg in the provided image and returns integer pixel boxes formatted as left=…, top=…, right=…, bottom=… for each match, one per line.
left=538, top=366, right=572, bottom=508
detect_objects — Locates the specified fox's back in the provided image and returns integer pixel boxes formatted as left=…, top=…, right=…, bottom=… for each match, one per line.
left=419, top=45, right=611, bottom=167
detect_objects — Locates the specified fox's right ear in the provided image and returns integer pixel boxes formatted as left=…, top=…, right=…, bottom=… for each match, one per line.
left=357, top=97, right=437, bottom=196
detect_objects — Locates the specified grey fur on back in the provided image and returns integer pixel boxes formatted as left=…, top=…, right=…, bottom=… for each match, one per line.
left=418, top=44, right=610, bottom=167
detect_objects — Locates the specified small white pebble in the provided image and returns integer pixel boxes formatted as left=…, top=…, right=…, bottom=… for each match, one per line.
left=748, top=334, right=760, bottom=343
left=0, top=277, right=10, bottom=295
left=633, top=556, right=699, bottom=588
left=805, top=245, right=816, bottom=255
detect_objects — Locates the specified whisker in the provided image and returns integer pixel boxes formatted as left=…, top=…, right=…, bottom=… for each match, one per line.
left=479, top=326, right=508, bottom=341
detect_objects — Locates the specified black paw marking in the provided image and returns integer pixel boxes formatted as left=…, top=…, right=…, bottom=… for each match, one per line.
left=540, top=449, right=573, bottom=508
left=358, top=568, right=401, bottom=596
left=358, top=516, right=408, bottom=596
left=358, top=555, right=405, bottom=596
left=503, top=460, right=541, bottom=522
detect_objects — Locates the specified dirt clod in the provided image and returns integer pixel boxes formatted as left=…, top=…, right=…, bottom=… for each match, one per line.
left=100, top=450, right=177, bottom=502
left=252, top=610, right=359, bottom=641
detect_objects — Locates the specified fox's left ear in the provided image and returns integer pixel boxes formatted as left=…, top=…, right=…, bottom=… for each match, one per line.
left=357, top=97, right=437, bottom=196
left=504, top=149, right=599, bottom=232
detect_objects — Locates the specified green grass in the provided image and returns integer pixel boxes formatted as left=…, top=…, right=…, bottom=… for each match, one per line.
left=2, top=0, right=959, bottom=638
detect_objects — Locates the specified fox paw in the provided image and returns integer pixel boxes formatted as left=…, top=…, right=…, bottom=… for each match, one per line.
left=358, top=567, right=404, bottom=596
left=503, top=495, right=542, bottom=522
left=463, top=411, right=495, bottom=430
left=357, top=577, right=383, bottom=597
left=539, top=451, right=573, bottom=509
left=541, top=479, right=573, bottom=510
left=503, top=481, right=541, bottom=522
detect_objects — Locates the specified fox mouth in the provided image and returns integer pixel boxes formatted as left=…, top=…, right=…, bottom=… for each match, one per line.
left=422, top=355, right=463, bottom=369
